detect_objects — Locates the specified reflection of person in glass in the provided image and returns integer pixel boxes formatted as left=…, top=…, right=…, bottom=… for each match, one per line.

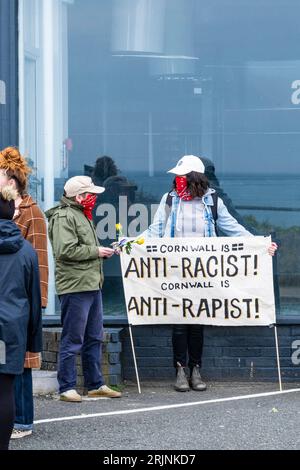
left=201, top=156, right=257, bottom=234
left=91, top=155, right=118, bottom=186
left=91, top=156, right=137, bottom=205
left=90, top=156, right=138, bottom=300
left=143, top=155, right=278, bottom=393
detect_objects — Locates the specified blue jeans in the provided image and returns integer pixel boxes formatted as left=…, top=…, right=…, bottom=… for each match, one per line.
left=14, top=368, right=34, bottom=431
left=58, top=290, right=105, bottom=394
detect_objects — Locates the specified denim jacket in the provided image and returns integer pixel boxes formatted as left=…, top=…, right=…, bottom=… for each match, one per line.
left=144, top=188, right=253, bottom=238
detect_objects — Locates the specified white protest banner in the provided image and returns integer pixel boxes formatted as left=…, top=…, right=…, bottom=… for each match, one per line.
left=120, top=236, right=276, bottom=326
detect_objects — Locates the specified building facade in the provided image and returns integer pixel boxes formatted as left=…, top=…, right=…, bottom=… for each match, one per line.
left=0, top=0, right=18, bottom=149
left=2, top=0, right=300, bottom=383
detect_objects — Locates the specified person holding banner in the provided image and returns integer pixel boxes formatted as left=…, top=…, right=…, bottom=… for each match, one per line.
left=143, top=155, right=278, bottom=393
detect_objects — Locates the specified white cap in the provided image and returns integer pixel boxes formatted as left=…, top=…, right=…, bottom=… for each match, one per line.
left=64, top=176, right=105, bottom=198
left=167, top=155, right=205, bottom=175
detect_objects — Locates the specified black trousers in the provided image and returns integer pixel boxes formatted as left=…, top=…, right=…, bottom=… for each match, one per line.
left=172, top=325, right=204, bottom=371
left=0, top=374, right=16, bottom=450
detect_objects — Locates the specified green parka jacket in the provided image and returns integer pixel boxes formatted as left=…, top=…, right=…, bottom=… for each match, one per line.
left=45, top=197, right=103, bottom=295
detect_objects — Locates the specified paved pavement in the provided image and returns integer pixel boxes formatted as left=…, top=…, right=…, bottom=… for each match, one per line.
left=10, top=381, right=300, bottom=450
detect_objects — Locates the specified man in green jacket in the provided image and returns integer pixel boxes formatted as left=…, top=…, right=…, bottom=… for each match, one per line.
left=46, top=176, right=121, bottom=402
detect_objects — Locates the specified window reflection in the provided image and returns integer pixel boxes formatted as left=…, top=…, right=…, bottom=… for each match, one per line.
left=19, top=0, right=300, bottom=317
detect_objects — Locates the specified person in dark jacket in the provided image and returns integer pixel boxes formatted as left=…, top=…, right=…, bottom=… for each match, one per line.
left=0, top=146, right=48, bottom=439
left=0, top=187, right=42, bottom=450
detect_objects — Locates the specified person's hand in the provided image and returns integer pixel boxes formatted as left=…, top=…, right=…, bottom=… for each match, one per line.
left=98, top=247, right=115, bottom=258
left=268, top=242, right=278, bottom=256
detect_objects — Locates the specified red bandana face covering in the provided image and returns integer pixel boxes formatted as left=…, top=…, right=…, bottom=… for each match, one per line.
left=175, top=176, right=193, bottom=201
left=80, top=194, right=97, bottom=220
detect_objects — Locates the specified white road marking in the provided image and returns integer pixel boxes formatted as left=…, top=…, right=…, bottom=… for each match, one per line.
left=81, top=397, right=110, bottom=401
left=34, top=388, right=300, bottom=425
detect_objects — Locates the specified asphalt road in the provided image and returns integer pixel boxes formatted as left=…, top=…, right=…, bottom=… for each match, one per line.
left=9, top=381, right=300, bottom=451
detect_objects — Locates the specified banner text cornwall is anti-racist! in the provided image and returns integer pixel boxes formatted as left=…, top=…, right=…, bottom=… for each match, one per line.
left=120, top=237, right=276, bottom=327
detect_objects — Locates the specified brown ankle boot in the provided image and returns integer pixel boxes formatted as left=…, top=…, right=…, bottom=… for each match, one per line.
left=190, top=365, right=207, bottom=391
left=174, top=362, right=190, bottom=392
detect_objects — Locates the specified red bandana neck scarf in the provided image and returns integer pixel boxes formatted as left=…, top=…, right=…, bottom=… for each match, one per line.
left=175, top=176, right=193, bottom=201
left=81, top=194, right=97, bottom=220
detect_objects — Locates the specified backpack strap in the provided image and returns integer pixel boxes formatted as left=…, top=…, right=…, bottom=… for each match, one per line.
left=211, top=192, right=218, bottom=224
left=211, top=192, right=219, bottom=235
left=163, top=192, right=173, bottom=225
left=166, top=192, right=172, bottom=209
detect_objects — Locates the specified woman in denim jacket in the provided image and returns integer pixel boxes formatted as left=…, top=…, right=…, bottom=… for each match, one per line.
left=143, top=155, right=277, bottom=392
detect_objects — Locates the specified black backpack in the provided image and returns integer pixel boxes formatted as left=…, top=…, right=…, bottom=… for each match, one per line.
left=165, top=191, right=219, bottom=234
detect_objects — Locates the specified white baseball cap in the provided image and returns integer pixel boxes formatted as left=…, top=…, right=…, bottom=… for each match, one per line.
left=64, top=176, right=105, bottom=197
left=167, top=155, right=205, bottom=175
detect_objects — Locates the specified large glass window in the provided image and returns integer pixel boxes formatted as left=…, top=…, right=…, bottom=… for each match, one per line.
left=20, top=0, right=300, bottom=319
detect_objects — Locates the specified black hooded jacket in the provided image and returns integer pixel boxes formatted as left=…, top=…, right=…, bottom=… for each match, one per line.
left=0, top=219, right=42, bottom=375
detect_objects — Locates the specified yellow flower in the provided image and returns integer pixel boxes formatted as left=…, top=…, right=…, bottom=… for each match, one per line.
left=136, top=238, right=145, bottom=245
left=115, top=223, right=123, bottom=232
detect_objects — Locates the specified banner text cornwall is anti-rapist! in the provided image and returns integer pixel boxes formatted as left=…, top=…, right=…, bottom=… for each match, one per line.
left=120, top=236, right=276, bottom=326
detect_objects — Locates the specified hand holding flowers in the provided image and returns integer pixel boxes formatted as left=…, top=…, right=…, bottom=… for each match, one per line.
left=111, top=224, right=144, bottom=255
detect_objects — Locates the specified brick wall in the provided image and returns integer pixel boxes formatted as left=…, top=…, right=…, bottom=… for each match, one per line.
left=42, top=325, right=300, bottom=386
left=42, top=328, right=123, bottom=388
left=121, top=325, right=300, bottom=382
